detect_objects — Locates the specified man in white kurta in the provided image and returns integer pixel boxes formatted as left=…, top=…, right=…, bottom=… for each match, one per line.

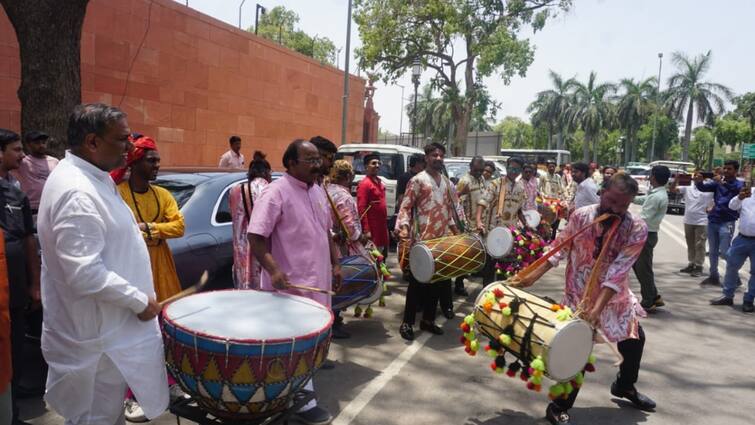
left=37, top=104, right=168, bottom=424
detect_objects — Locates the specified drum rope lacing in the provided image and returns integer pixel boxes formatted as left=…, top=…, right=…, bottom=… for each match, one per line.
left=425, top=235, right=486, bottom=282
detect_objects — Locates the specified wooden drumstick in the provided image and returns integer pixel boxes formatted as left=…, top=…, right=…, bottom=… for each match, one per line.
left=288, top=284, right=336, bottom=296
left=160, top=270, right=209, bottom=307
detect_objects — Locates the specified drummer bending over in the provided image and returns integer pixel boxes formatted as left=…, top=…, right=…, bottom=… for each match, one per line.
left=249, top=139, right=343, bottom=425
left=476, top=156, right=527, bottom=285
left=515, top=173, right=656, bottom=425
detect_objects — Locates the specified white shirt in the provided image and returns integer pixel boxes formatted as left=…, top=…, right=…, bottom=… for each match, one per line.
left=37, top=152, right=168, bottom=420
left=679, top=185, right=714, bottom=226
left=729, top=188, right=755, bottom=237
left=574, top=178, right=600, bottom=210
left=219, top=149, right=245, bottom=169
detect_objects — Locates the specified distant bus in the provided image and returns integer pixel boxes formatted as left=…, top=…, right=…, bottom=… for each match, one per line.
left=499, top=149, right=572, bottom=166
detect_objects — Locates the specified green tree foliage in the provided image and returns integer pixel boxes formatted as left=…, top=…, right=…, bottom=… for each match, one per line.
left=688, top=127, right=715, bottom=168
left=616, top=77, right=656, bottom=163
left=527, top=70, right=577, bottom=150
left=733, top=92, right=755, bottom=142
left=251, top=6, right=336, bottom=64
left=494, top=116, right=534, bottom=149
left=665, top=50, right=734, bottom=161
left=406, top=84, right=494, bottom=143
left=714, top=113, right=752, bottom=150
left=636, top=113, right=679, bottom=161
left=569, top=71, right=616, bottom=162
left=354, top=0, right=571, bottom=155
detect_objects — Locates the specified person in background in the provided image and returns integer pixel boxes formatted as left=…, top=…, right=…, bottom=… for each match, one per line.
left=454, top=156, right=486, bottom=296
left=249, top=139, right=342, bottom=424
left=218, top=135, right=245, bottom=169
left=396, top=154, right=425, bottom=216
left=539, top=159, right=565, bottom=239
left=357, top=153, right=389, bottom=255
left=482, top=161, right=496, bottom=183
left=695, top=160, right=744, bottom=287
left=310, top=136, right=337, bottom=186
left=111, top=134, right=187, bottom=422
left=670, top=170, right=714, bottom=277
left=38, top=104, right=168, bottom=424
left=571, top=162, right=600, bottom=212
left=710, top=184, right=755, bottom=313
left=0, top=130, right=25, bottom=190
left=229, top=151, right=271, bottom=290
left=600, top=166, right=617, bottom=192
left=590, top=161, right=603, bottom=186
left=0, top=129, right=41, bottom=425
left=520, top=163, right=539, bottom=211
left=16, top=131, right=59, bottom=213
left=632, top=166, right=670, bottom=311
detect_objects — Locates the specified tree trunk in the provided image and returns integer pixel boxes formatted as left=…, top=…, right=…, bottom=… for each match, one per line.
left=453, top=106, right=471, bottom=156
left=547, top=123, right=553, bottom=150
left=582, top=132, right=591, bottom=162
left=592, top=135, right=598, bottom=163
left=682, top=101, right=695, bottom=162
left=556, top=128, right=564, bottom=151
left=1, top=0, right=89, bottom=156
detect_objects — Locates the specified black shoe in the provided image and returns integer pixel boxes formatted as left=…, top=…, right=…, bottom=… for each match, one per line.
left=679, top=264, right=694, bottom=273
left=700, top=277, right=721, bottom=286
left=653, top=295, right=665, bottom=308
left=710, top=296, right=734, bottom=306
left=545, top=403, right=572, bottom=425
left=399, top=323, right=414, bottom=341
left=640, top=300, right=656, bottom=312
left=419, top=320, right=444, bottom=335
left=443, top=308, right=455, bottom=319
left=690, top=266, right=703, bottom=277
left=454, top=286, right=469, bottom=296
left=742, top=302, right=754, bottom=313
left=332, top=325, right=351, bottom=339
left=610, top=382, right=656, bottom=411
left=294, top=406, right=333, bottom=425
left=320, top=360, right=335, bottom=370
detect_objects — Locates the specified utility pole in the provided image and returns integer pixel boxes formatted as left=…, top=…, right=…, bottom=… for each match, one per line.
left=238, top=0, right=246, bottom=29
left=650, top=52, right=663, bottom=162
left=254, top=4, right=266, bottom=34
left=340, top=0, right=353, bottom=145
left=397, top=84, right=405, bottom=144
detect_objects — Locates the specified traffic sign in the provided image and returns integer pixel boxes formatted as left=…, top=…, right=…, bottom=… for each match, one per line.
left=744, top=143, right=755, bottom=159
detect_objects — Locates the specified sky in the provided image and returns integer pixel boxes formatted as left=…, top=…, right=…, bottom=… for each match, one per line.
left=175, top=0, right=755, bottom=135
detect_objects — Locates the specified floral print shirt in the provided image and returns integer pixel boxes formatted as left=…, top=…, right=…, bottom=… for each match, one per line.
left=478, top=177, right=525, bottom=229
left=326, top=183, right=369, bottom=258
left=396, top=171, right=460, bottom=242
left=229, top=178, right=268, bottom=289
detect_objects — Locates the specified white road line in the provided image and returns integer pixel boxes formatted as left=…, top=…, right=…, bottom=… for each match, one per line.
left=331, top=317, right=447, bottom=425
left=659, top=221, right=687, bottom=247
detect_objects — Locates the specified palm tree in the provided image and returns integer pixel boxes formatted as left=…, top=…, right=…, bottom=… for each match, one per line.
left=570, top=71, right=616, bottom=162
left=665, top=50, right=734, bottom=161
left=527, top=70, right=577, bottom=151
left=616, top=77, right=656, bottom=163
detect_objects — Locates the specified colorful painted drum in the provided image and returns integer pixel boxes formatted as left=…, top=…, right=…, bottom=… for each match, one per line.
left=332, top=255, right=381, bottom=311
left=409, top=233, right=486, bottom=283
left=162, top=291, right=333, bottom=420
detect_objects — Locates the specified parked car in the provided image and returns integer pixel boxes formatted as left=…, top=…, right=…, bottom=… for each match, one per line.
left=155, top=167, right=282, bottom=290
left=628, top=166, right=651, bottom=194
left=445, top=157, right=506, bottom=184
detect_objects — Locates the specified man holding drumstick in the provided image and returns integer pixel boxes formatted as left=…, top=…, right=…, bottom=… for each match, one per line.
left=249, top=139, right=342, bottom=425
left=514, top=173, right=656, bottom=425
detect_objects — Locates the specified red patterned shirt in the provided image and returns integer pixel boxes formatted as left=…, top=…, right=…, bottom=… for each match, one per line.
left=396, top=170, right=459, bottom=242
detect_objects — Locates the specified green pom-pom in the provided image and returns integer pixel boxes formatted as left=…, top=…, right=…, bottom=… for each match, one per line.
left=496, top=269, right=504, bottom=274
left=564, top=382, right=574, bottom=394
left=574, top=372, right=584, bottom=385
left=556, top=310, right=572, bottom=321
left=499, top=334, right=512, bottom=346
left=588, top=354, right=597, bottom=364
left=518, top=240, right=524, bottom=246
left=487, top=348, right=498, bottom=358
left=470, top=340, right=479, bottom=352
left=464, top=315, right=475, bottom=326
left=501, top=307, right=512, bottom=316
left=365, top=306, right=373, bottom=317
left=531, top=375, right=542, bottom=385
left=530, top=356, right=545, bottom=371
left=549, top=384, right=564, bottom=397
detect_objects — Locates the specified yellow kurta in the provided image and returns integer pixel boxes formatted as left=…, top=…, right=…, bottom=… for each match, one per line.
left=117, top=181, right=185, bottom=301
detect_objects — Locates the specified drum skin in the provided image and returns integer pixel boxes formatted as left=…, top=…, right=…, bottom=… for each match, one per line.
left=485, top=227, right=514, bottom=259
left=162, top=291, right=333, bottom=420
left=474, top=283, right=593, bottom=381
left=409, top=233, right=486, bottom=283
left=332, top=255, right=381, bottom=311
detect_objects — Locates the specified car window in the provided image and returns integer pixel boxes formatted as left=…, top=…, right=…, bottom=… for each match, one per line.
left=337, top=151, right=401, bottom=180
left=445, top=163, right=469, bottom=181
left=215, top=188, right=232, bottom=224
left=155, top=180, right=196, bottom=209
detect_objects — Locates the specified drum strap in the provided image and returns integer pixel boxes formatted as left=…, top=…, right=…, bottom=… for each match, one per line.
left=579, top=216, right=621, bottom=312
left=240, top=181, right=253, bottom=221
left=324, top=183, right=351, bottom=241
left=496, top=179, right=508, bottom=218
left=442, top=175, right=465, bottom=232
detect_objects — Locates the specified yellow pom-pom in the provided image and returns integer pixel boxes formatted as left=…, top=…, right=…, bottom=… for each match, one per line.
left=501, top=307, right=512, bottom=316
left=499, top=334, right=512, bottom=346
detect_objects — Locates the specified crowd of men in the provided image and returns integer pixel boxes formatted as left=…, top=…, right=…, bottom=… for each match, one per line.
left=0, top=101, right=753, bottom=425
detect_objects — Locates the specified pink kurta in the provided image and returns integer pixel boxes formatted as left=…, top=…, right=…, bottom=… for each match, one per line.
left=357, top=176, right=389, bottom=248
left=547, top=205, right=648, bottom=342
left=521, top=176, right=539, bottom=211
left=326, top=184, right=369, bottom=258
left=248, top=174, right=333, bottom=307
left=229, top=178, right=268, bottom=289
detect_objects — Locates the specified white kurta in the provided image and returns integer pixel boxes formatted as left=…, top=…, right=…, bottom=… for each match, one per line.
left=37, top=152, right=168, bottom=420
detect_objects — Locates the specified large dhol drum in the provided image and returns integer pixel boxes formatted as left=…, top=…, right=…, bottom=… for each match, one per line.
left=162, top=291, right=333, bottom=420
left=522, top=209, right=541, bottom=229
left=332, top=254, right=381, bottom=311
left=473, top=283, right=593, bottom=381
left=409, top=233, right=486, bottom=283
left=485, top=226, right=514, bottom=259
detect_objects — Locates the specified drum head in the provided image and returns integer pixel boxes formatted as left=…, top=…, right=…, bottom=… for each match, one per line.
left=409, top=244, right=435, bottom=283
left=486, top=227, right=514, bottom=259
left=164, top=290, right=332, bottom=341
left=546, top=320, right=594, bottom=381
left=523, top=210, right=541, bottom=229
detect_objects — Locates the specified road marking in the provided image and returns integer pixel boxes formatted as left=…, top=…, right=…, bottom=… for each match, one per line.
left=331, top=317, right=448, bottom=425
left=659, top=221, right=687, bottom=247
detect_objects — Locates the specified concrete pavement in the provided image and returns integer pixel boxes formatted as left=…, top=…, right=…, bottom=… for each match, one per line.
left=20, top=210, right=754, bottom=425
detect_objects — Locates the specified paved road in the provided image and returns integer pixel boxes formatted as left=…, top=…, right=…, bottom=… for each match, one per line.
left=20, top=209, right=754, bottom=425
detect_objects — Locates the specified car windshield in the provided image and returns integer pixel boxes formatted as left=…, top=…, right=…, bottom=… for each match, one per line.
left=155, top=179, right=196, bottom=209
left=337, top=151, right=401, bottom=180
left=445, top=162, right=470, bottom=182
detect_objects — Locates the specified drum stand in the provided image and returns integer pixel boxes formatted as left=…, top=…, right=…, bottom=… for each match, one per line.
left=170, top=390, right=316, bottom=425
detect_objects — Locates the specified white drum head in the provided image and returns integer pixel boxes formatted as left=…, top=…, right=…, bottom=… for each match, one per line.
left=546, top=320, right=594, bottom=381
left=409, top=244, right=435, bottom=283
left=523, top=210, right=541, bottom=229
left=485, top=227, right=514, bottom=259
left=164, top=290, right=332, bottom=341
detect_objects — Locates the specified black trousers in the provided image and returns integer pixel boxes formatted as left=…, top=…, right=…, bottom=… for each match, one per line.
left=633, top=232, right=659, bottom=304
left=10, top=307, right=26, bottom=421
left=402, top=274, right=451, bottom=325
left=554, top=325, right=646, bottom=411
left=551, top=219, right=561, bottom=241
left=481, top=254, right=498, bottom=286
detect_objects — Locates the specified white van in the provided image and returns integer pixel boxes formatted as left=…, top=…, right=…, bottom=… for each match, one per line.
left=336, top=144, right=425, bottom=223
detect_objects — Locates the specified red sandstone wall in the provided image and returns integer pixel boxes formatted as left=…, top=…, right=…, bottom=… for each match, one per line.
left=0, top=0, right=365, bottom=168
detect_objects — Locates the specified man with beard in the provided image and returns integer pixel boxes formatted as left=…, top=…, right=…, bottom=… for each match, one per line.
left=396, top=143, right=461, bottom=341
left=357, top=152, right=389, bottom=255
left=453, top=156, right=486, bottom=296
left=539, top=159, right=565, bottom=239
left=571, top=162, right=600, bottom=212
left=515, top=173, right=656, bottom=425
left=249, top=139, right=342, bottom=425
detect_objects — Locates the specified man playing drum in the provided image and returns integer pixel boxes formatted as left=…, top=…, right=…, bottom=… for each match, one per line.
left=515, top=173, right=656, bottom=425
left=540, top=159, right=565, bottom=240
left=454, top=156, right=487, bottom=296
left=249, top=139, right=343, bottom=425
left=396, top=142, right=461, bottom=341
left=476, top=156, right=527, bottom=285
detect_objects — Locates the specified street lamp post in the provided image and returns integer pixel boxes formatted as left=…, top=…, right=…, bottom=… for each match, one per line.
left=397, top=84, right=405, bottom=144
left=411, top=59, right=421, bottom=147
left=238, top=0, right=246, bottom=29
left=254, top=4, right=266, bottom=34
left=340, top=0, right=353, bottom=145
left=650, top=52, right=663, bottom=162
